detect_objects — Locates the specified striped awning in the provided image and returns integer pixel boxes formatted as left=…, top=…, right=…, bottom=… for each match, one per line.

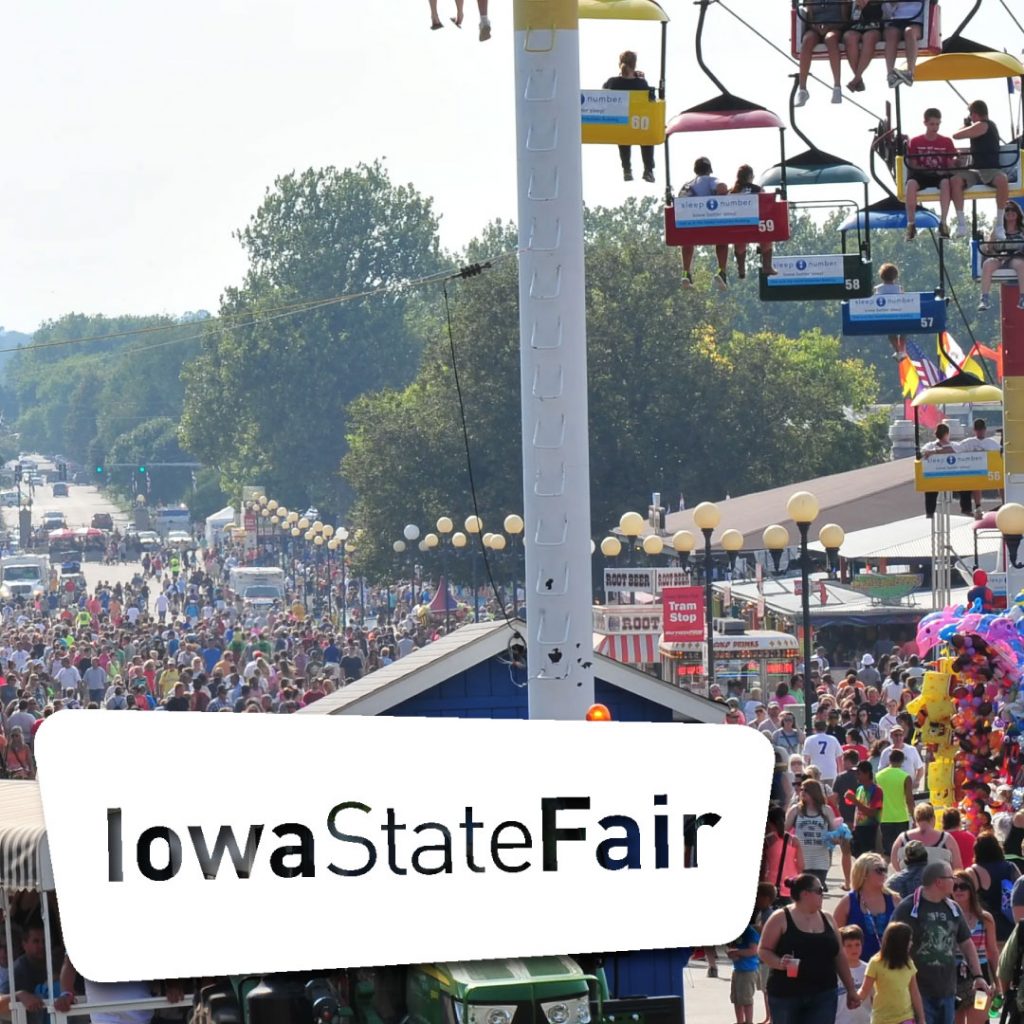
left=593, top=632, right=658, bottom=664
left=0, top=780, right=54, bottom=891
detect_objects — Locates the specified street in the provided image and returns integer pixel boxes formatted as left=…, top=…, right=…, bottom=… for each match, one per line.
left=3, top=473, right=144, bottom=593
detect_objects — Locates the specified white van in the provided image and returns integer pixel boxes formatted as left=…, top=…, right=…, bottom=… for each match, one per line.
left=151, top=506, right=191, bottom=536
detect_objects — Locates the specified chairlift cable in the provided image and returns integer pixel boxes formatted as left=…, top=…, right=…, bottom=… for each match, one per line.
left=925, top=230, right=995, bottom=385
left=712, top=0, right=883, bottom=121
left=945, top=80, right=971, bottom=107
left=997, top=0, right=1023, bottom=39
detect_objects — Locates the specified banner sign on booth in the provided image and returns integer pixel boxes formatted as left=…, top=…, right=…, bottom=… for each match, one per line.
left=662, top=585, right=706, bottom=642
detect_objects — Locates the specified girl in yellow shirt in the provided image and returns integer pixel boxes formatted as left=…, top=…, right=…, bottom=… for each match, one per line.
left=858, top=922, right=924, bottom=1024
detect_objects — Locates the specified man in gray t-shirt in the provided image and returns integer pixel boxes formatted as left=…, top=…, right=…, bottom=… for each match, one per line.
left=891, top=862, right=989, bottom=1023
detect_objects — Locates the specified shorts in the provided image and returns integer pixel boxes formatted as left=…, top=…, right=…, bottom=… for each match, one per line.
left=962, top=168, right=1006, bottom=186
left=885, top=18, right=921, bottom=31
left=850, top=15, right=883, bottom=32
left=955, top=960, right=991, bottom=1007
left=908, top=172, right=949, bottom=190
left=731, top=969, right=759, bottom=1006
left=808, top=22, right=847, bottom=35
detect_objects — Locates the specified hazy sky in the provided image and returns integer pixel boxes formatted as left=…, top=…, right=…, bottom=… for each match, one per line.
left=2, top=1, right=1020, bottom=333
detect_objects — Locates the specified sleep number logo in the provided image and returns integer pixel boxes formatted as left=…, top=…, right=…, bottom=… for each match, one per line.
left=36, top=714, right=772, bottom=982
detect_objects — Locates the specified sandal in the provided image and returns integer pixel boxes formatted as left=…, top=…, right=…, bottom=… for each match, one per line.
left=431, top=20, right=443, bottom=29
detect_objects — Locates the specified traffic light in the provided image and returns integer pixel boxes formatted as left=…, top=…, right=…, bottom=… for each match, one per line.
left=95, top=465, right=104, bottom=476
left=13, top=464, right=21, bottom=484
left=586, top=703, right=612, bottom=722
left=58, top=462, right=67, bottom=482
left=138, top=465, right=146, bottom=474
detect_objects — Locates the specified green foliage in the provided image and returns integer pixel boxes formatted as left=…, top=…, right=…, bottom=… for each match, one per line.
left=5, top=312, right=205, bottom=473
left=344, top=202, right=888, bottom=577
left=179, top=161, right=445, bottom=512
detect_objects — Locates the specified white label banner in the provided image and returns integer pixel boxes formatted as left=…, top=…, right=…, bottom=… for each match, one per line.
left=36, top=714, right=773, bottom=981
left=922, top=451, right=989, bottom=477
left=847, top=293, right=923, bottom=319
left=766, top=254, right=845, bottom=286
left=673, top=194, right=759, bottom=229
left=580, top=90, right=630, bottom=125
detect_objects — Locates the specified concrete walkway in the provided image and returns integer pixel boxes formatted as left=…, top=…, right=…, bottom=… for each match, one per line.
left=682, top=860, right=847, bottom=1023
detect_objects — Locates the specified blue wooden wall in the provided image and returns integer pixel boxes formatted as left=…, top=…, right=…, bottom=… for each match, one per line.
left=386, top=657, right=673, bottom=722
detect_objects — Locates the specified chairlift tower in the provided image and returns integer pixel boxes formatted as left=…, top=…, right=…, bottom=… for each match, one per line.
left=513, top=0, right=595, bottom=717
left=1003, top=289, right=1024, bottom=600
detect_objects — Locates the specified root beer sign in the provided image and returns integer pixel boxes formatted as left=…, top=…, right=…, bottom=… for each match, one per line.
left=662, top=586, right=705, bottom=643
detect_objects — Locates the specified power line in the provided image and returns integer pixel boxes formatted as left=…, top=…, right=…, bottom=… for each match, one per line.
left=0, top=251, right=520, bottom=359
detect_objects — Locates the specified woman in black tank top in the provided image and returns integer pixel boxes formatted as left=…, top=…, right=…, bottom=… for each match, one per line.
left=758, top=874, right=862, bottom=1023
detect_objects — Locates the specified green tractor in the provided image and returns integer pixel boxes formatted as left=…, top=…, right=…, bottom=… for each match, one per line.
left=189, top=955, right=682, bottom=1024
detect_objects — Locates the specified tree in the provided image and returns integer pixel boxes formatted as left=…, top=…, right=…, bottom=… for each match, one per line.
left=179, top=161, right=444, bottom=513
left=344, top=208, right=887, bottom=577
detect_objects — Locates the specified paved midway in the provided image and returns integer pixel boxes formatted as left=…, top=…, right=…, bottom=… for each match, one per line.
left=682, top=859, right=846, bottom=1022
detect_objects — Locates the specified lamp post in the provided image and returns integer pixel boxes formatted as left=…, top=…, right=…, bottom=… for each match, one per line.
left=392, top=539, right=407, bottom=624
left=436, top=516, right=454, bottom=633
left=465, top=516, right=483, bottom=621
left=404, top=524, right=420, bottom=611
left=672, top=530, right=695, bottom=578
left=692, top=501, right=721, bottom=691
left=504, top=514, right=524, bottom=618
left=819, top=523, right=845, bottom=578
left=619, top=511, right=644, bottom=565
left=787, top=490, right=820, bottom=731
left=489, top=532, right=508, bottom=613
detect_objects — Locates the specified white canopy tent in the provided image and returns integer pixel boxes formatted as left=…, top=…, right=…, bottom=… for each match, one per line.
left=204, top=505, right=236, bottom=548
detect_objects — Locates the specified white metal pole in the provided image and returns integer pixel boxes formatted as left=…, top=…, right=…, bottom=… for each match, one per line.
left=514, top=0, right=595, bottom=718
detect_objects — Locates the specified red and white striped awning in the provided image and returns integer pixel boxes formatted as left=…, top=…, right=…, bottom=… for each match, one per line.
left=593, top=632, right=658, bottom=664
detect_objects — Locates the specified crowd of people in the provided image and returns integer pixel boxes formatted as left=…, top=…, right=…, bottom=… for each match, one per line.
left=699, top=644, right=1024, bottom=1024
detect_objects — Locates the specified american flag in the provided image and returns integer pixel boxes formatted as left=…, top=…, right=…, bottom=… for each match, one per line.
left=905, top=339, right=943, bottom=388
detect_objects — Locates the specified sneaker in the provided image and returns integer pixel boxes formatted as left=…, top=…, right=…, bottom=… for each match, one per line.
left=831, top=85, right=842, bottom=104
left=978, top=294, right=991, bottom=311
left=706, top=966, right=718, bottom=979
left=905, top=224, right=917, bottom=241
left=954, top=219, right=969, bottom=239
left=795, top=88, right=809, bottom=107
left=681, top=272, right=694, bottom=290
left=623, top=168, right=633, bottom=182
left=713, top=272, right=728, bottom=291
left=996, top=224, right=1007, bottom=241
left=641, top=169, right=655, bottom=183
left=939, top=221, right=950, bottom=238
left=896, top=69, right=913, bottom=86
left=1018, top=295, right=1024, bottom=310
left=887, top=70, right=899, bottom=87
left=479, top=16, right=491, bottom=41
left=975, top=508, right=984, bottom=520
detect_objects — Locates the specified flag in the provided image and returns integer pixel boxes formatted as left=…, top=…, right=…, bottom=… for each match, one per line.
left=905, top=339, right=943, bottom=388
left=971, top=341, right=1002, bottom=380
left=939, top=330, right=984, bottom=380
left=900, top=356, right=920, bottom=398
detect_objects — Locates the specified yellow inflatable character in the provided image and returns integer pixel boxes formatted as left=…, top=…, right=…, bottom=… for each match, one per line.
left=906, top=659, right=957, bottom=811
